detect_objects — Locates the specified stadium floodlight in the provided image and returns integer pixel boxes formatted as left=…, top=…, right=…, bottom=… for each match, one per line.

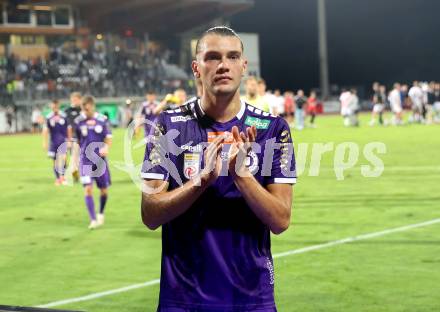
left=318, top=0, right=330, bottom=99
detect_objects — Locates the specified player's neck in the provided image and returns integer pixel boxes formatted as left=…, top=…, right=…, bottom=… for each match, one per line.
left=201, top=92, right=241, bottom=123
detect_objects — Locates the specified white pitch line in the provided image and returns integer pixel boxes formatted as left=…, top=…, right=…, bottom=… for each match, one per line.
left=37, top=218, right=440, bottom=308
left=38, top=279, right=160, bottom=308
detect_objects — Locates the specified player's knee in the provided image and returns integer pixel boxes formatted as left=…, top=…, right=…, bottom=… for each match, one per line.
left=84, top=186, right=93, bottom=196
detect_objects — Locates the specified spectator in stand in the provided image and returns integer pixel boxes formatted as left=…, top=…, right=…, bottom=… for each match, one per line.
left=433, top=82, right=440, bottom=123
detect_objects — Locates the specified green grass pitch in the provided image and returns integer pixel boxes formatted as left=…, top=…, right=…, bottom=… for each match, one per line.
left=0, top=113, right=439, bottom=311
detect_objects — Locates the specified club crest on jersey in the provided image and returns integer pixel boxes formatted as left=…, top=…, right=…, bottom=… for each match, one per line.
left=246, top=151, right=259, bottom=174
left=59, top=118, right=65, bottom=125
left=183, top=153, right=200, bottom=179
left=95, top=125, right=103, bottom=133
left=245, top=116, right=271, bottom=129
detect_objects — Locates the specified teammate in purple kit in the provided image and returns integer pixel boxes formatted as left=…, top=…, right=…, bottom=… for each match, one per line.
left=136, top=90, right=159, bottom=137
left=73, top=96, right=112, bottom=229
left=42, top=99, right=68, bottom=186
left=141, top=26, right=296, bottom=311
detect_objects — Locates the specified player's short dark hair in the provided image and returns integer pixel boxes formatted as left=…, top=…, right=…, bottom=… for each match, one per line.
left=195, top=26, right=243, bottom=55
left=82, top=95, right=95, bottom=106
left=51, top=99, right=59, bottom=105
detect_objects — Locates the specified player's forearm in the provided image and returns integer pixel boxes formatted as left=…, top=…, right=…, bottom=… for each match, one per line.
left=67, top=127, right=73, bottom=141
left=42, top=129, right=48, bottom=148
left=233, top=175, right=291, bottom=235
left=104, top=138, right=112, bottom=148
left=141, top=177, right=209, bottom=230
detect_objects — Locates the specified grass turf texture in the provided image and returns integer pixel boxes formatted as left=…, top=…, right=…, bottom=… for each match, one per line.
left=0, top=113, right=439, bottom=311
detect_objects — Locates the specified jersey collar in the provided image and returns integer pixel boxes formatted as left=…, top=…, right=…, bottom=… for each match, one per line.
left=196, top=98, right=246, bottom=121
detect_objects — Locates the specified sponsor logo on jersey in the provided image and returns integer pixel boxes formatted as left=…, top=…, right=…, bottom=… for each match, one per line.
left=183, top=153, right=200, bottom=179
left=207, top=131, right=234, bottom=143
left=245, top=116, right=271, bottom=129
left=171, top=115, right=194, bottom=122
left=181, top=144, right=203, bottom=153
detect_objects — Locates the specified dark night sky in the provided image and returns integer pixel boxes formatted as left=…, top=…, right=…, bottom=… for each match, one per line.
left=231, top=0, right=440, bottom=94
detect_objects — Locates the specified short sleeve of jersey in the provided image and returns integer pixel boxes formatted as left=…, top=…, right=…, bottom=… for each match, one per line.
left=141, top=113, right=170, bottom=181
left=103, top=119, right=112, bottom=138
left=264, top=118, right=297, bottom=185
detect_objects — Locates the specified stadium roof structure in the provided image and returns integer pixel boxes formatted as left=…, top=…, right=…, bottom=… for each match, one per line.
left=31, top=0, right=254, bottom=35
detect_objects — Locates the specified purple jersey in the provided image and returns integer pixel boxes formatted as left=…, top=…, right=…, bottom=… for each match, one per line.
left=141, top=98, right=296, bottom=311
left=140, top=100, right=159, bottom=136
left=46, top=112, right=68, bottom=145
left=74, top=113, right=112, bottom=186
left=46, top=112, right=68, bottom=159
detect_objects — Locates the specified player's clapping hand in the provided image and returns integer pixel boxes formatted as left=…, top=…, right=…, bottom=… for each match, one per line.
left=228, top=125, right=257, bottom=178
left=99, top=145, right=109, bottom=157
left=199, top=135, right=224, bottom=185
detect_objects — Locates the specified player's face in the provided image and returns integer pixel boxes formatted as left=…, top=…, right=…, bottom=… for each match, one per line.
left=82, top=101, right=95, bottom=117
left=258, top=82, right=266, bottom=95
left=51, top=102, right=59, bottom=113
left=193, top=35, right=247, bottom=96
left=71, top=96, right=81, bottom=107
left=174, top=90, right=187, bottom=104
left=246, top=79, right=258, bottom=97
left=146, top=93, right=156, bottom=102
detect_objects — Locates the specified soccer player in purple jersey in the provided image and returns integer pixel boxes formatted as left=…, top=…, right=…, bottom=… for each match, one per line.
left=73, top=96, right=112, bottom=229
left=141, top=26, right=296, bottom=312
left=137, top=91, right=159, bottom=137
left=42, top=99, right=68, bottom=186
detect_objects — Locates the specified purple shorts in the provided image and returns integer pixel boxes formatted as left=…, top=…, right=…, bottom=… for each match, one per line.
left=48, top=141, right=67, bottom=160
left=79, top=160, right=111, bottom=188
left=157, top=306, right=277, bottom=312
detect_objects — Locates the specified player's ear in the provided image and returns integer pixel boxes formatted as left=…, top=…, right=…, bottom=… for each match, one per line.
left=242, top=58, right=248, bottom=77
left=191, top=60, right=200, bottom=78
